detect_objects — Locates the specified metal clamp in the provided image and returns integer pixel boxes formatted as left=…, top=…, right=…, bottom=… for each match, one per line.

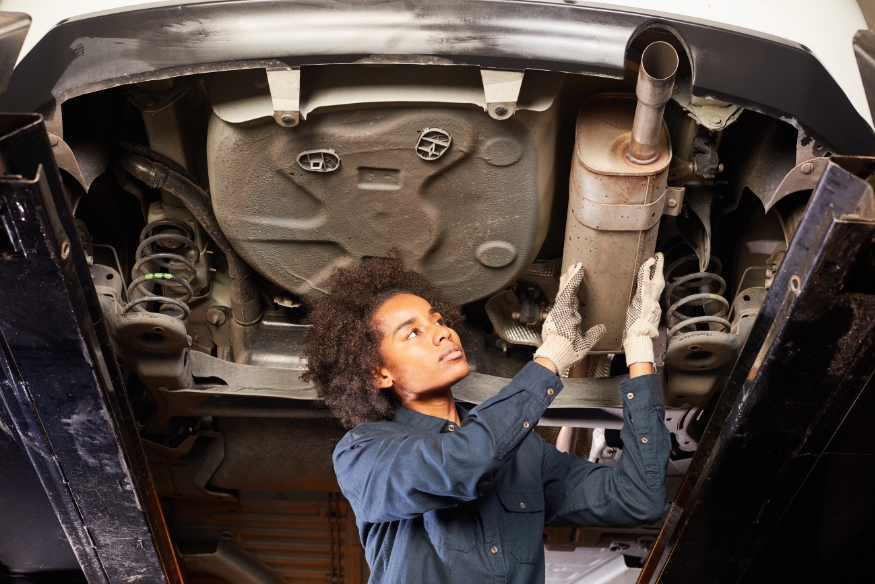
left=663, top=186, right=686, bottom=216
left=266, top=67, right=301, bottom=127
left=480, top=69, right=524, bottom=120
left=571, top=186, right=685, bottom=231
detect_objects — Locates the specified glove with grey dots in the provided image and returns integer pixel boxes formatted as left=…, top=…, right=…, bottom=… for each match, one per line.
left=622, top=253, right=666, bottom=366
left=534, top=263, right=606, bottom=375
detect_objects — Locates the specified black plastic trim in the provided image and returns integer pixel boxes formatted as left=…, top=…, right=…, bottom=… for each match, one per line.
left=0, top=0, right=872, bottom=154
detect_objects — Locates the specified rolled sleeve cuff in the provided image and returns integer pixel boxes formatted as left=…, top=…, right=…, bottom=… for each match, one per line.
left=619, top=373, right=663, bottom=410
left=517, top=360, right=564, bottom=398
left=479, top=361, right=564, bottom=459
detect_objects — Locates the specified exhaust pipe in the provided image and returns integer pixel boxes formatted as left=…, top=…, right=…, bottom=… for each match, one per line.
left=628, top=41, right=679, bottom=164
left=561, top=41, right=678, bottom=353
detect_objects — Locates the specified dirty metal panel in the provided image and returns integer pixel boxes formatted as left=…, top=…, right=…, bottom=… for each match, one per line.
left=207, top=103, right=556, bottom=303
left=640, top=157, right=875, bottom=582
left=0, top=114, right=182, bottom=583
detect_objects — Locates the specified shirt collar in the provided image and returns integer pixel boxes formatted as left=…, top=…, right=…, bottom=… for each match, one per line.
left=393, top=402, right=472, bottom=433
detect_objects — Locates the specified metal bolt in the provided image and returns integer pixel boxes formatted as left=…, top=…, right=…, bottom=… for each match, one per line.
left=494, top=105, right=508, bottom=116
left=667, top=198, right=677, bottom=208
left=281, top=114, right=295, bottom=124
left=710, top=115, right=722, bottom=125
left=206, top=308, right=226, bottom=326
left=800, top=162, right=814, bottom=175
left=142, top=98, right=157, bottom=110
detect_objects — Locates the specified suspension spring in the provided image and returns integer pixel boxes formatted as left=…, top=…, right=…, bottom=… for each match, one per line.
left=124, top=219, right=199, bottom=320
left=663, top=254, right=731, bottom=339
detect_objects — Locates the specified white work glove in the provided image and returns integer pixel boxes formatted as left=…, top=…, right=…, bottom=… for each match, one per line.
left=534, top=263, right=606, bottom=375
left=622, top=253, right=666, bottom=365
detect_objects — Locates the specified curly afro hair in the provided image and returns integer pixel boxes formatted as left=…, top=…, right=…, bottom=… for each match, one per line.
left=301, top=257, right=464, bottom=429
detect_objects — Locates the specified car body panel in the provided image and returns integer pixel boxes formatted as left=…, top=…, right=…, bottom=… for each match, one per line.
left=2, top=0, right=871, bottom=129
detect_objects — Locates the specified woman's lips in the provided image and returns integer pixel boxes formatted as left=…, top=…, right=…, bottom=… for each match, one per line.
left=439, top=345, right=464, bottom=362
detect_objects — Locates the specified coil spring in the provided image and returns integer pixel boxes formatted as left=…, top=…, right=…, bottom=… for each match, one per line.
left=663, top=254, right=731, bottom=339
left=124, top=219, right=199, bottom=320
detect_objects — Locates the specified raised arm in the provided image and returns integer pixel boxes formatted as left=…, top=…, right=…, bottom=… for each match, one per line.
left=541, top=374, right=670, bottom=526
left=542, top=253, right=670, bottom=526
left=333, top=361, right=562, bottom=523
left=333, top=263, right=605, bottom=524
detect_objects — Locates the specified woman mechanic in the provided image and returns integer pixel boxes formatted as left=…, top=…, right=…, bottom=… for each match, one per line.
left=302, top=254, right=670, bottom=583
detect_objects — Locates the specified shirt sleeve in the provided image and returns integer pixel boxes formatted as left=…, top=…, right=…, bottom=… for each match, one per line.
left=333, top=361, right=563, bottom=523
left=541, top=373, right=671, bottom=527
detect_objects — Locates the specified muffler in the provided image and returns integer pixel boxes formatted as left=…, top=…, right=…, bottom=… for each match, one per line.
left=562, top=41, right=678, bottom=353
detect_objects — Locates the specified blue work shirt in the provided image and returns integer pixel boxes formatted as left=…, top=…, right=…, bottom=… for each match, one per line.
left=333, top=361, right=671, bottom=583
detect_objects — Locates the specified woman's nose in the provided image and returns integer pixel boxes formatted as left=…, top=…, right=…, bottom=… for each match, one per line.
left=433, top=323, right=449, bottom=344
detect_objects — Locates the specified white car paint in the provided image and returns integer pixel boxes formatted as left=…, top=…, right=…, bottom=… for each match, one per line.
left=1, top=0, right=871, bottom=127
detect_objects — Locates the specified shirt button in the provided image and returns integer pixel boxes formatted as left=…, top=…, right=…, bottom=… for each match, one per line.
left=626, top=392, right=634, bottom=399
left=490, top=546, right=498, bottom=554
left=519, top=502, right=525, bottom=509
left=447, top=424, right=455, bottom=432
left=547, top=388, right=554, bottom=396
left=641, top=436, right=649, bottom=444
left=523, top=421, right=530, bottom=428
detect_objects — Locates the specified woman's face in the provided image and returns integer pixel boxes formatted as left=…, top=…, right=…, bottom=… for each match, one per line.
left=371, top=293, right=470, bottom=404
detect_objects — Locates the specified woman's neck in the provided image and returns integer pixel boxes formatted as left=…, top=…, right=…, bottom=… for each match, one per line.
left=400, top=389, right=461, bottom=425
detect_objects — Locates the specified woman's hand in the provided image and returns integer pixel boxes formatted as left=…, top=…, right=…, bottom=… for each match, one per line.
left=534, top=263, right=606, bottom=375
left=623, top=253, right=665, bottom=371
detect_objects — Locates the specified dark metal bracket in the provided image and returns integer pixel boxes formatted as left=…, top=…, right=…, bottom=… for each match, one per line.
left=0, top=114, right=184, bottom=583
left=641, top=156, right=875, bottom=582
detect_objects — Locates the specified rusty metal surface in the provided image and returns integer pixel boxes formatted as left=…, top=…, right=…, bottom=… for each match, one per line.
left=640, top=157, right=875, bottom=583
left=0, top=114, right=184, bottom=582
left=563, top=95, right=670, bottom=352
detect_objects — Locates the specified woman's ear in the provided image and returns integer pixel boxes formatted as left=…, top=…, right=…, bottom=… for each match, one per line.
left=375, top=365, right=394, bottom=390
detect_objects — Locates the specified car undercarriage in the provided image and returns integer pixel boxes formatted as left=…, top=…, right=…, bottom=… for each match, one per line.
left=2, top=2, right=875, bottom=583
